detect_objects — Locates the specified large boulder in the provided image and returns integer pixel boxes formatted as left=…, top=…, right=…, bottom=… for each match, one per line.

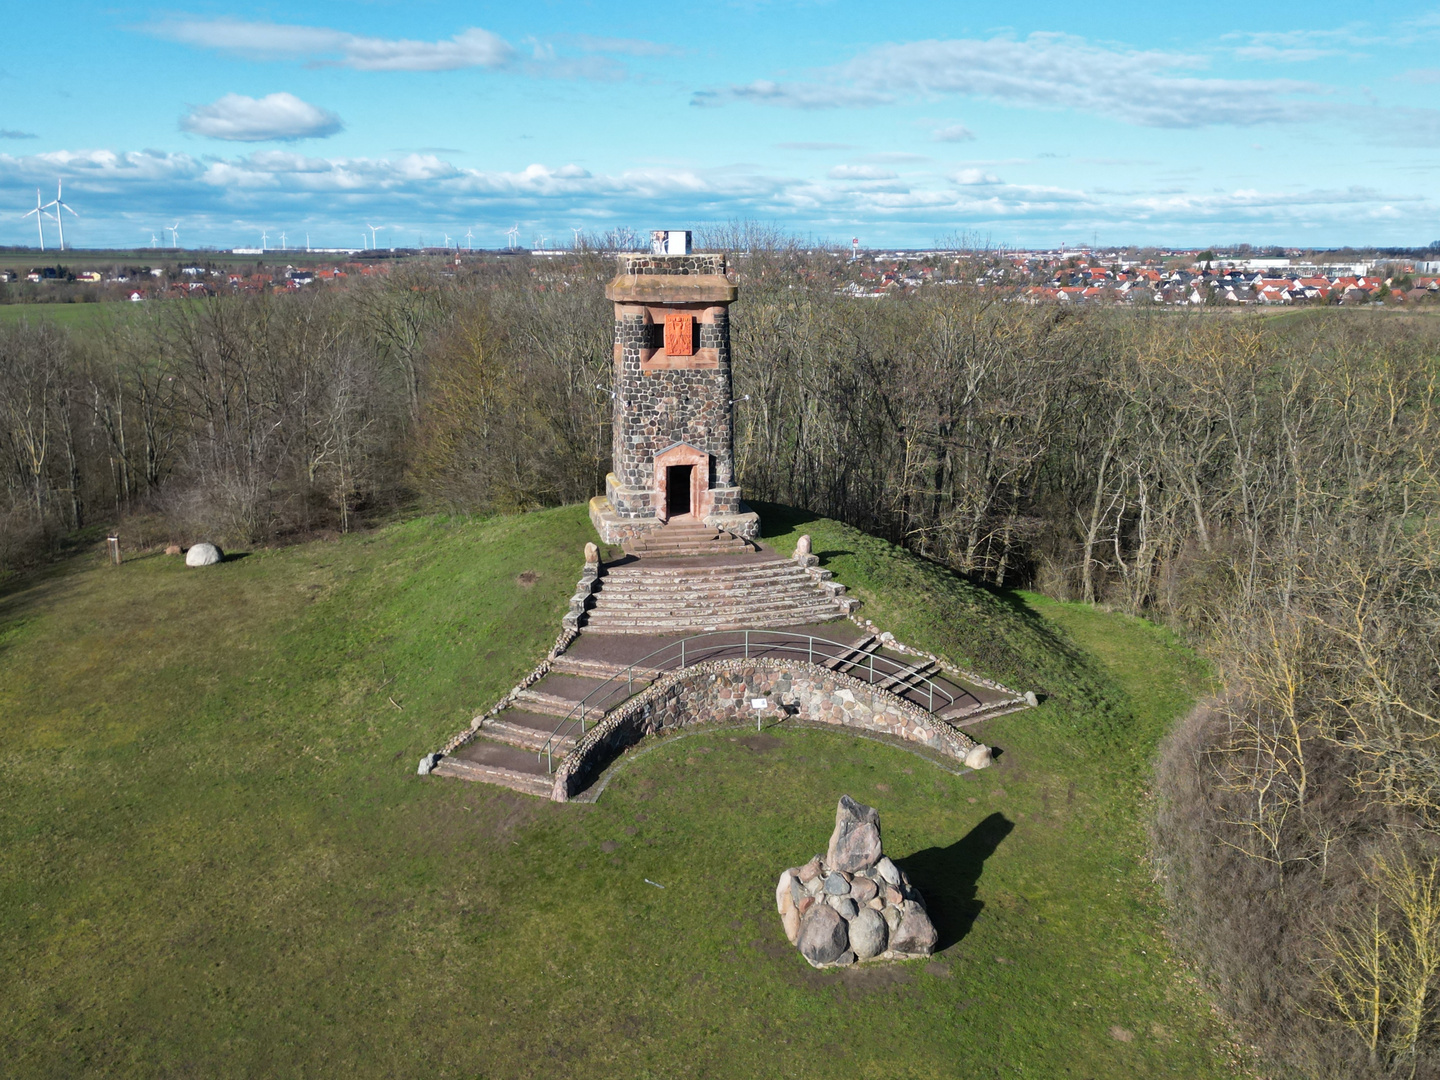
left=797, top=904, right=848, bottom=965
left=185, top=542, right=223, bottom=567
left=890, top=900, right=939, bottom=955
left=964, top=743, right=993, bottom=770
left=776, top=870, right=802, bottom=944
left=849, top=907, right=888, bottom=959
left=827, top=794, right=883, bottom=873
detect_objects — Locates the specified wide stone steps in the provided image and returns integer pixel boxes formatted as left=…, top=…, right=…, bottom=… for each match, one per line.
left=824, top=634, right=878, bottom=671
left=602, top=559, right=801, bottom=581
left=583, top=613, right=842, bottom=634
left=582, top=550, right=853, bottom=633
left=875, top=659, right=940, bottom=694
left=480, top=708, right=579, bottom=753
left=549, top=655, right=661, bottom=681
left=593, top=567, right=835, bottom=584
left=585, top=599, right=844, bottom=626
left=431, top=738, right=554, bottom=798
left=624, top=525, right=751, bottom=557
left=589, top=587, right=840, bottom=610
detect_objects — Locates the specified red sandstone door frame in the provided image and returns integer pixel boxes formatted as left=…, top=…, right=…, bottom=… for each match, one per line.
left=653, top=443, right=711, bottom=522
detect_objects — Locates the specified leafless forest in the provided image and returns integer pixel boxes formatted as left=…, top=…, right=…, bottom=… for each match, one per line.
left=3, top=246, right=1439, bottom=1077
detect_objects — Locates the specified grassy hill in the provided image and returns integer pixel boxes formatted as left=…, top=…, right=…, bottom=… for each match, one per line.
left=0, top=505, right=1243, bottom=1078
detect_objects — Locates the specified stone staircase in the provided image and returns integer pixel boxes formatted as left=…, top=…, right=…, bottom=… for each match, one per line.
left=622, top=518, right=751, bottom=558
left=431, top=541, right=869, bottom=797
left=581, top=555, right=855, bottom=634
left=431, top=666, right=649, bottom=796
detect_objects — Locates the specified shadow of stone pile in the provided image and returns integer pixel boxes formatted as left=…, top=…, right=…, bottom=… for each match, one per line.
left=776, top=794, right=938, bottom=968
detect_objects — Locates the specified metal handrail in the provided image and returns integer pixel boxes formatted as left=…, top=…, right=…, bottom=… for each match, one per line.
left=536, top=629, right=959, bottom=773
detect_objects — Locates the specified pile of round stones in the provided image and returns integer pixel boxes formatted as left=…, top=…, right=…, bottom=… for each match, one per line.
left=775, top=794, right=938, bottom=967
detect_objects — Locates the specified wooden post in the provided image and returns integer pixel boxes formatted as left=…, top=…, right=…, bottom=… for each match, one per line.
left=107, top=536, right=121, bottom=565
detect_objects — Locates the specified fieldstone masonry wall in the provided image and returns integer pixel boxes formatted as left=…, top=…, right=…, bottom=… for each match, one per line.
left=614, top=254, right=725, bottom=276
left=608, top=309, right=738, bottom=516
left=551, top=657, right=980, bottom=801
left=591, top=251, right=758, bottom=541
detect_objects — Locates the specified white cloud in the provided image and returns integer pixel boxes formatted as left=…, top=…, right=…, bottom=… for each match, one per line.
left=828, top=165, right=899, bottom=180
left=1225, top=26, right=1376, bottom=62
left=180, top=93, right=343, bottom=142
left=715, top=80, right=892, bottom=109
left=1, top=144, right=1435, bottom=248
left=149, top=18, right=515, bottom=71
left=932, top=124, right=975, bottom=143
left=703, top=32, right=1326, bottom=128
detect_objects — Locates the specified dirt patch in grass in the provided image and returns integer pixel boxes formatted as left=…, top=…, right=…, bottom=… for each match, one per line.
left=737, top=733, right=784, bottom=752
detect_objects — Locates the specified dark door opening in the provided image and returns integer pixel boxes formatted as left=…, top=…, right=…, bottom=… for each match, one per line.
left=665, top=464, right=693, bottom=518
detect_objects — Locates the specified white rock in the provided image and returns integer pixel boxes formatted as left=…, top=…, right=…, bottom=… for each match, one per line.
left=876, top=856, right=901, bottom=886
left=417, top=753, right=441, bottom=775
left=185, top=542, right=222, bottom=567
left=964, top=744, right=994, bottom=770
left=1024, top=690, right=1039, bottom=707
left=795, top=534, right=812, bottom=557
left=775, top=869, right=795, bottom=914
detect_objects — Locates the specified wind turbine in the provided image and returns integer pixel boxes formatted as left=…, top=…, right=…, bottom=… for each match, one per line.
left=279, top=231, right=287, bottom=252
left=150, top=232, right=159, bottom=249
left=572, top=227, right=583, bottom=250
left=465, top=228, right=474, bottom=251
left=168, top=221, right=181, bottom=248
left=305, top=231, right=310, bottom=252
left=260, top=229, right=269, bottom=252
left=442, top=232, right=452, bottom=249
left=366, top=223, right=383, bottom=249
left=22, top=188, right=46, bottom=251
left=506, top=224, right=520, bottom=250
left=42, top=181, right=78, bottom=251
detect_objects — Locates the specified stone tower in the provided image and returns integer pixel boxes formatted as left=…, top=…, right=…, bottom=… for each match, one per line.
left=588, top=232, right=760, bottom=544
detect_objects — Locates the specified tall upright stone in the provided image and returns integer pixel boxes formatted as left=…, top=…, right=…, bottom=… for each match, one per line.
left=588, top=230, right=760, bottom=545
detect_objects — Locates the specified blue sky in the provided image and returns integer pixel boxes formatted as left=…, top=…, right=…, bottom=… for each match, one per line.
left=3, top=2, right=1439, bottom=250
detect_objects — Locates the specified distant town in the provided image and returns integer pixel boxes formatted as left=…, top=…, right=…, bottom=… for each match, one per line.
left=2, top=242, right=1439, bottom=308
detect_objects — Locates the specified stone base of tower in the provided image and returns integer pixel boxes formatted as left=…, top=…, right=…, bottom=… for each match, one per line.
left=588, top=495, right=760, bottom=545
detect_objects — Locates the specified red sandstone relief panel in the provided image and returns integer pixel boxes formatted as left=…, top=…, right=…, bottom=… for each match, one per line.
left=665, top=314, right=694, bottom=356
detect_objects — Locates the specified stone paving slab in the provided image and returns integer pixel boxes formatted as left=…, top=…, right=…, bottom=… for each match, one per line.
left=488, top=708, right=573, bottom=733
left=450, top=737, right=550, bottom=774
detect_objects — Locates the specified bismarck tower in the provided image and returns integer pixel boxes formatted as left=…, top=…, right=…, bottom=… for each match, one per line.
left=589, top=229, right=760, bottom=545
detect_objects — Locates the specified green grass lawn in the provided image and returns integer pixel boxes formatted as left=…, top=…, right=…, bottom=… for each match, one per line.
left=0, top=506, right=1244, bottom=1078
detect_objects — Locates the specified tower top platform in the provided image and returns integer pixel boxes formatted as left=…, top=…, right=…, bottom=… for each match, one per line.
left=604, top=254, right=737, bottom=304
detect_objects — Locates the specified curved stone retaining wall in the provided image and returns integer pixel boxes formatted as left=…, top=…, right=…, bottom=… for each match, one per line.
left=551, top=658, right=979, bottom=802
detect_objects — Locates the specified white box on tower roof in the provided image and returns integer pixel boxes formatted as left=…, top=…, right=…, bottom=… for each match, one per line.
left=651, top=229, right=692, bottom=255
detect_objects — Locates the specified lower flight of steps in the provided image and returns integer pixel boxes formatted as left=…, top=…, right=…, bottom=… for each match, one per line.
left=582, top=555, right=854, bottom=634
left=622, top=518, right=752, bottom=558
left=430, top=658, right=651, bottom=797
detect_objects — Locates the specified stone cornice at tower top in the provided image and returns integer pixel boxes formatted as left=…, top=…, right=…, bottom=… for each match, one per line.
left=605, top=253, right=738, bottom=304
